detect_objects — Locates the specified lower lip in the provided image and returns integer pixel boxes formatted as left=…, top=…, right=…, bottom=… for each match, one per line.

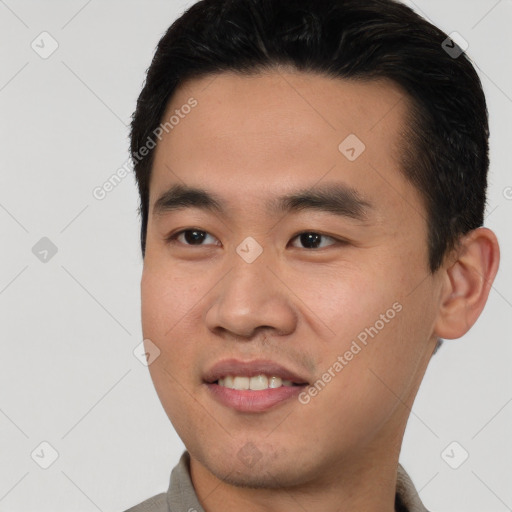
left=205, top=383, right=305, bottom=413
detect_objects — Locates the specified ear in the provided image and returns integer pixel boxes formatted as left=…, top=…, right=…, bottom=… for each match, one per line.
left=434, top=227, right=500, bottom=339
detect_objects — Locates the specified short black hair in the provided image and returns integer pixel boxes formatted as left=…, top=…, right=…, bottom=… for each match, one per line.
left=130, top=0, right=489, bottom=273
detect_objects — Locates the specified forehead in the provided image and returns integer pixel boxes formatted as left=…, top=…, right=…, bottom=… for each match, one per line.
left=150, top=69, right=418, bottom=220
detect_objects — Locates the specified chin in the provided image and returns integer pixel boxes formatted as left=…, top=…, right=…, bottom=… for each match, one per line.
left=221, top=471, right=290, bottom=490
left=194, top=443, right=318, bottom=490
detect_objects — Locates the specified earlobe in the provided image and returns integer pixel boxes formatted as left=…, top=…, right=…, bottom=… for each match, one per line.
left=434, top=227, right=500, bottom=340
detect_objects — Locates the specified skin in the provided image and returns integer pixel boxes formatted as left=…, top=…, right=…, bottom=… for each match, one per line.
left=140, top=69, right=500, bottom=512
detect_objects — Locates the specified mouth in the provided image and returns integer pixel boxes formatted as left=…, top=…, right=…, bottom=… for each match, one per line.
left=203, top=359, right=309, bottom=413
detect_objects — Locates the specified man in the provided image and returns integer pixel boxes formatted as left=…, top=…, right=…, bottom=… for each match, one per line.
left=125, top=0, right=500, bottom=510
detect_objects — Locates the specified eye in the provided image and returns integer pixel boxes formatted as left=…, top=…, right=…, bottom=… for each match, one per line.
left=289, top=232, right=340, bottom=249
left=165, top=229, right=220, bottom=246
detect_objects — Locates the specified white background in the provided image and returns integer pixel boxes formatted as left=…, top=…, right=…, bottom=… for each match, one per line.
left=0, top=1, right=510, bottom=511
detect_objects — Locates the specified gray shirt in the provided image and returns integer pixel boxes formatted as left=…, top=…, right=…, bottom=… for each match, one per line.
left=124, top=452, right=429, bottom=512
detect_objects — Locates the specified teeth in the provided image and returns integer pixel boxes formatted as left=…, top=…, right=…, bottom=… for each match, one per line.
left=268, top=376, right=282, bottom=388
left=217, top=374, right=294, bottom=390
left=233, top=376, right=249, bottom=390
left=250, top=375, right=268, bottom=390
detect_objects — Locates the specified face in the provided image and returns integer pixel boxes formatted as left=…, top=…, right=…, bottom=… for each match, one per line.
left=141, top=69, right=443, bottom=489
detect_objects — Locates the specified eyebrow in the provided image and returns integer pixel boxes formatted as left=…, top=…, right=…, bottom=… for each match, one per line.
left=152, top=183, right=373, bottom=222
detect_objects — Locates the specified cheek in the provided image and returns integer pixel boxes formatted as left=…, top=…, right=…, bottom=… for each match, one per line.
left=141, top=268, right=201, bottom=427
left=141, top=263, right=199, bottom=337
left=302, top=255, right=432, bottom=385
left=297, top=301, right=431, bottom=451
left=141, top=268, right=197, bottom=392
left=338, top=278, right=437, bottom=412
left=293, top=261, right=397, bottom=341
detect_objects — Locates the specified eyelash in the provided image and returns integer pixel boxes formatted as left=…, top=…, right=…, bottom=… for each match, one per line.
left=164, top=229, right=347, bottom=249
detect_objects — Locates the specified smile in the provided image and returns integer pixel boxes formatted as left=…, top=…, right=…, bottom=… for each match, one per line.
left=204, top=359, right=310, bottom=413
left=217, top=375, right=299, bottom=390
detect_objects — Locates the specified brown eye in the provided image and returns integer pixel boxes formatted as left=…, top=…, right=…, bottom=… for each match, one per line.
left=166, top=229, right=219, bottom=246
left=290, top=232, right=337, bottom=249
left=181, top=230, right=207, bottom=245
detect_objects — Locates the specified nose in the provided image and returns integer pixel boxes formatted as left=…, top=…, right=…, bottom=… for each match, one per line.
left=204, top=249, right=298, bottom=340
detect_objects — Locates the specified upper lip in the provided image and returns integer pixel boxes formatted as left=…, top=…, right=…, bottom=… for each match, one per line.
left=203, top=359, right=310, bottom=385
